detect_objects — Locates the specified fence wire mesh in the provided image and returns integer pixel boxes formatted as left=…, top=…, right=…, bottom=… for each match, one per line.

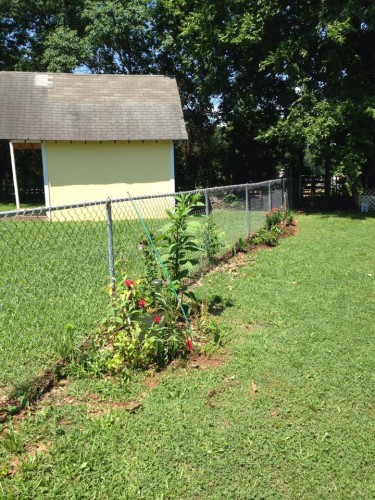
left=0, top=179, right=285, bottom=397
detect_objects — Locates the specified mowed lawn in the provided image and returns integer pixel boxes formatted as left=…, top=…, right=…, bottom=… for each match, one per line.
left=1, top=212, right=374, bottom=498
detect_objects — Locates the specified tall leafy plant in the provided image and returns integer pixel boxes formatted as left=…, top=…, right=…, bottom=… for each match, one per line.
left=159, top=193, right=204, bottom=288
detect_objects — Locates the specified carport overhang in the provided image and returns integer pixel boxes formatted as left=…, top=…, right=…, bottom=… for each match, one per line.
left=8, top=140, right=49, bottom=210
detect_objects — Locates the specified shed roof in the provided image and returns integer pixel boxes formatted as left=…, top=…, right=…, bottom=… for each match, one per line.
left=0, top=72, right=188, bottom=141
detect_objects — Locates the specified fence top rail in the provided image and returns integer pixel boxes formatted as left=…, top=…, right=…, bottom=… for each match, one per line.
left=0, top=178, right=285, bottom=218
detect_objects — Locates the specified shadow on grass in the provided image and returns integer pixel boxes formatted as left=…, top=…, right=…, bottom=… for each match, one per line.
left=208, top=294, right=234, bottom=316
left=302, top=210, right=375, bottom=221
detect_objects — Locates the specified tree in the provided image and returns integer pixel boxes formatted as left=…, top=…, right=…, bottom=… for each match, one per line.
left=1, top=0, right=374, bottom=197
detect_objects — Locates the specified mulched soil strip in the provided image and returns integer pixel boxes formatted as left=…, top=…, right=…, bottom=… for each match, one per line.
left=0, top=221, right=298, bottom=426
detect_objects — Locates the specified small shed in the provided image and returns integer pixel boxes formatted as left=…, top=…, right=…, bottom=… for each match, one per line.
left=0, top=72, right=187, bottom=210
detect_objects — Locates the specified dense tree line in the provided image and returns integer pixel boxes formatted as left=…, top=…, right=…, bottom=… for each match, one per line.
left=1, top=0, right=374, bottom=198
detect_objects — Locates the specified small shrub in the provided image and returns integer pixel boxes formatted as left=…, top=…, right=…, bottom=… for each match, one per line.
left=251, top=227, right=280, bottom=247
left=265, top=208, right=284, bottom=230
left=96, top=275, right=191, bottom=372
left=234, top=237, right=248, bottom=254
left=195, top=300, right=222, bottom=354
left=223, top=192, right=239, bottom=205
left=284, top=209, right=295, bottom=226
left=201, top=215, right=224, bottom=262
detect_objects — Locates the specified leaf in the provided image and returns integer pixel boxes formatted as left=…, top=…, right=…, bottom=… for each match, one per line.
left=159, top=222, right=174, bottom=233
left=169, top=243, right=180, bottom=253
left=177, top=268, right=190, bottom=278
left=184, top=244, right=201, bottom=252
left=184, top=290, right=197, bottom=301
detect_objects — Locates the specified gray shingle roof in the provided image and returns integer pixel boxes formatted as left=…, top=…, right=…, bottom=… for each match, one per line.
left=0, top=72, right=188, bottom=141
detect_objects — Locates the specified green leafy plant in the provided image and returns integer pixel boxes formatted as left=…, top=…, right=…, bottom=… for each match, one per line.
left=223, top=192, right=239, bottom=205
left=93, top=274, right=192, bottom=372
left=234, top=237, right=248, bottom=254
left=138, top=233, right=162, bottom=301
left=265, top=208, right=284, bottom=230
left=195, top=300, right=222, bottom=354
left=201, top=215, right=224, bottom=262
left=158, top=193, right=204, bottom=287
left=284, top=209, right=295, bottom=226
left=0, top=424, right=24, bottom=453
left=251, top=227, right=280, bottom=247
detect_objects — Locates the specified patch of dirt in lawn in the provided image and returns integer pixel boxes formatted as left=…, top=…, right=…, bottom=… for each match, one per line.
left=197, top=251, right=250, bottom=283
left=189, top=353, right=227, bottom=370
left=7, top=441, right=50, bottom=476
left=280, top=223, right=299, bottom=238
left=206, top=375, right=240, bottom=409
left=144, top=372, right=161, bottom=388
left=86, top=393, right=142, bottom=418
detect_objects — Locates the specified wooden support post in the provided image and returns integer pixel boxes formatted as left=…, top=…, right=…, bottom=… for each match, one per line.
left=9, top=141, right=20, bottom=210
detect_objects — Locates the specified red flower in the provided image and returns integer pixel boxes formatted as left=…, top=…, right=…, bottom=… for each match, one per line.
left=125, top=279, right=135, bottom=288
left=153, top=315, right=161, bottom=324
left=185, top=337, right=193, bottom=351
left=138, top=298, right=146, bottom=308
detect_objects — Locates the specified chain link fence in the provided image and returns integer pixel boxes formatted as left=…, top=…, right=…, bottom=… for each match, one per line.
left=0, top=179, right=286, bottom=398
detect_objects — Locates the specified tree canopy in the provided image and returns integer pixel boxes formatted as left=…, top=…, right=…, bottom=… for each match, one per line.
left=1, top=0, right=374, bottom=196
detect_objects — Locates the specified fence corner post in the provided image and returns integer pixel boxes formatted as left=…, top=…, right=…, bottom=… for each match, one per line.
left=106, top=198, right=115, bottom=289
left=245, top=185, right=249, bottom=238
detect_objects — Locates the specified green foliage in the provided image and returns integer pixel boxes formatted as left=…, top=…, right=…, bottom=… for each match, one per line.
left=202, top=215, right=224, bottom=262
left=251, top=227, right=280, bottom=247
left=1, top=0, right=375, bottom=191
left=234, top=237, right=248, bottom=253
left=138, top=233, right=161, bottom=300
left=97, top=275, right=188, bottom=371
left=41, top=26, right=87, bottom=73
left=82, top=0, right=155, bottom=73
left=158, top=193, right=204, bottom=286
left=284, top=209, right=295, bottom=226
left=265, top=208, right=295, bottom=230
left=223, top=193, right=239, bottom=205
left=195, top=300, right=222, bottom=354
left=265, top=208, right=284, bottom=230
left=251, top=207, right=294, bottom=246
left=0, top=424, right=24, bottom=454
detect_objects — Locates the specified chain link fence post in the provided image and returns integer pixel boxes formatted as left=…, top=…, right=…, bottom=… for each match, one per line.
left=282, top=178, right=287, bottom=209
left=106, top=198, right=115, bottom=288
left=205, top=189, right=210, bottom=260
left=245, top=184, right=249, bottom=238
left=268, top=181, right=272, bottom=211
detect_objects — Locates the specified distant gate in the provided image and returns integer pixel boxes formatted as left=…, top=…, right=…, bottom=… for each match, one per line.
left=298, top=175, right=347, bottom=208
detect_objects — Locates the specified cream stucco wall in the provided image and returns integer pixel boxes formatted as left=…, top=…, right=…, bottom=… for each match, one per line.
left=44, top=140, right=174, bottom=208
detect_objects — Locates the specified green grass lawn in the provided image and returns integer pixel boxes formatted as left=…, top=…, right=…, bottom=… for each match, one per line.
left=0, top=206, right=259, bottom=398
left=0, top=203, right=41, bottom=212
left=1, top=212, right=375, bottom=497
